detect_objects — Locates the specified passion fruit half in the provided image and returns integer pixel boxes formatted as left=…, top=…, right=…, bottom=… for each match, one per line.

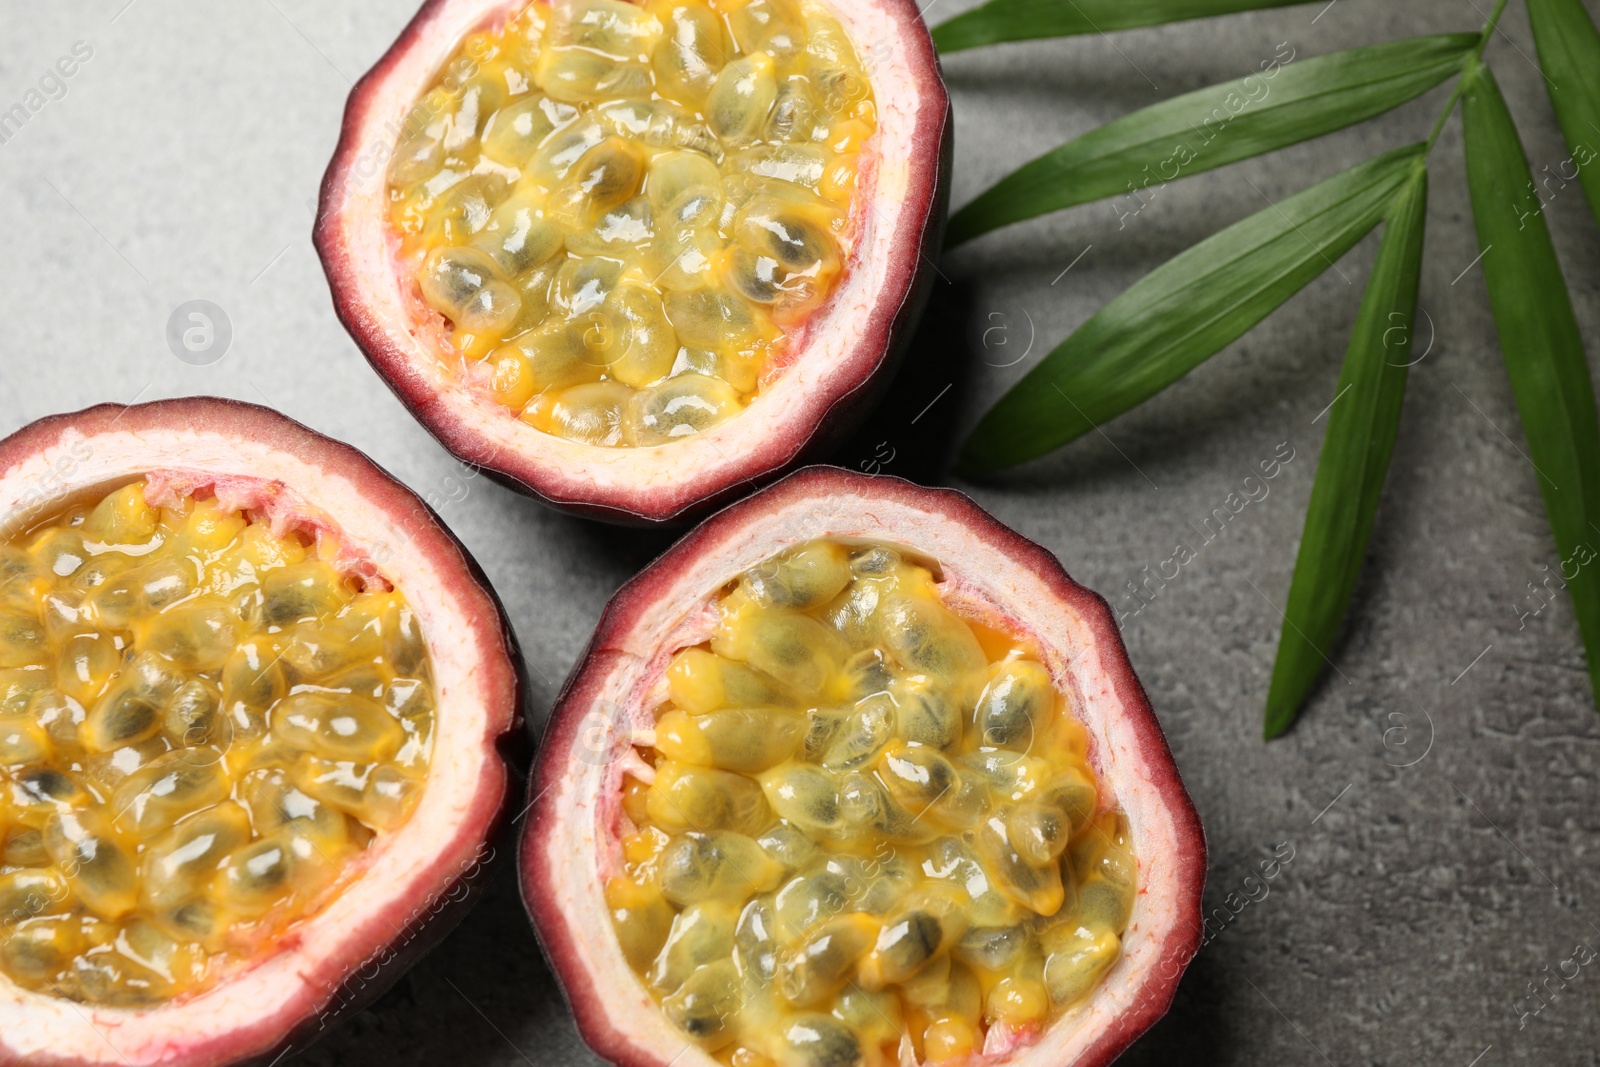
left=524, top=467, right=1205, bottom=1067
left=316, top=0, right=950, bottom=524
left=0, top=399, right=521, bottom=1067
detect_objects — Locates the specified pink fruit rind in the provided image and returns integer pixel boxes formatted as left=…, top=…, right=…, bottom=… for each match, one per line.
left=522, top=466, right=1206, bottom=1067
left=0, top=397, right=523, bottom=1067
left=315, top=0, right=952, bottom=524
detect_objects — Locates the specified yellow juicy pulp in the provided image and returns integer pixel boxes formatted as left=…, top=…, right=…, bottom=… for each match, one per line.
left=606, top=541, right=1138, bottom=1067
left=0, top=482, right=436, bottom=1007
left=386, top=0, right=877, bottom=448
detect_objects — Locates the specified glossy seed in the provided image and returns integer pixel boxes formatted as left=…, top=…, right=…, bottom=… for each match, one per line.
left=646, top=760, right=771, bottom=836
left=3, top=827, right=49, bottom=867
left=773, top=870, right=850, bottom=941
left=659, top=832, right=782, bottom=906
left=1077, top=873, right=1137, bottom=936
left=0, top=611, right=48, bottom=668
left=281, top=610, right=384, bottom=678
left=219, top=641, right=286, bottom=739
left=805, top=713, right=846, bottom=772
left=606, top=284, right=680, bottom=389
left=479, top=95, right=559, bottom=166
left=420, top=246, right=522, bottom=341
left=895, top=680, right=962, bottom=751
left=1043, top=928, right=1120, bottom=1006
left=755, top=823, right=816, bottom=873
left=821, top=698, right=894, bottom=772
left=606, top=875, right=675, bottom=971
left=858, top=900, right=954, bottom=991
left=954, top=924, right=1030, bottom=972
left=778, top=912, right=877, bottom=1007
left=758, top=763, right=840, bottom=837
left=139, top=801, right=252, bottom=911
left=630, top=373, right=741, bottom=445
left=664, top=288, right=768, bottom=351
left=735, top=197, right=839, bottom=274
left=666, top=649, right=786, bottom=713
left=542, top=47, right=652, bottom=103
left=1, top=916, right=84, bottom=981
left=648, top=901, right=738, bottom=994
left=880, top=592, right=987, bottom=682
left=112, top=750, right=231, bottom=837
left=837, top=772, right=930, bottom=844
left=260, top=562, right=350, bottom=629
left=654, top=706, right=803, bottom=774
left=134, top=599, right=239, bottom=673
left=819, top=580, right=884, bottom=652
left=707, top=54, right=779, bottom=144
left=646, top=150, right=724, bottom=220
left=876, top=743, right=961, bottom=810
left=553, top=137, right=647, bottom=228
left=779, top=1014, right=862, bottom=1067
left=0, top=715, right=50, bottom=766
left=649, top=2, right=726, bottom=105
left=1041, top=767, right=1099, bottom=837
left=733, top=896, right=779, bottom=980
left=164, top=678, right=224, bottom=747
left=740, top=542, right=851, bottom=612
left=360, top=765, right=423, bottom=830
left=976, top=811, right=1065, bottom=916
left=840, top=649, right=894, bottom=701
left=0, top=869, right=71, bottom=923
left=45, top=812, right=138, bottom=920
left=240, top=769, right=350, bottom=844
left=662, top=958, right=741, bottom=1047
left=1007, top=802, right=1072, bottom=867
left=974, top=660, right=1055, bottom=750
left=82, top=684, right=162, bottom=753
left=271, top=691, right=405, bottom=763
left=550, top=382, right=636, bottom=447
left=11, top=767, right=90, bottom=813
left=713, top=604, right=845, bottom=700
left=56, top=632, right=119, bottom=705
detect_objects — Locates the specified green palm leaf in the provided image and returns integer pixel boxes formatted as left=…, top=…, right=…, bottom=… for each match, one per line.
left=933, top=0, right=1310, bottom=53
left=1462, top=63, right=1600, bottom=710
left=947, top=34, right=1475, bottom=246
left=1264, top=165, right=1427, bottom=739
left=1526, top=0, right=1600, bottom=227
left=957, top=144, right=1425, bottom=473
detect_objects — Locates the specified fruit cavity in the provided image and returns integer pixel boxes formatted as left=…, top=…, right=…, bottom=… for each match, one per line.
left=0, top=481, right=435, bottom=1007
left=387, top=0, right=877, bottom=448
left=606, top=540, right=1137, bottom=1066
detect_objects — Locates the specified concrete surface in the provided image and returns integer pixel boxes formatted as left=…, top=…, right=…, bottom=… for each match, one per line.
left=2, top=0, right=1599, bottom=1063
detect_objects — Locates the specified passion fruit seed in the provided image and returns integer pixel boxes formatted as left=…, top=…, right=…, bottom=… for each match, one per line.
left=606, top=540, right=1138, bottom=1067
left=0, top=481, right=436, bottom=1007
left=387, top=0, right=877, bottom=447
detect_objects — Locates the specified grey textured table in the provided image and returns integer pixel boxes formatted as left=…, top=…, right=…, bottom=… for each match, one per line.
left=3, top=0, right=1598, bottom=1063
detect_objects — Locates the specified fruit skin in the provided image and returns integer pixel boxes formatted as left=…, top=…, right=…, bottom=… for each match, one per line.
left=522, top=466, right=1206, bottom=1067
left=0, top=398, right=525, bottom=1067
left=314, top=0, right=952, bottom=526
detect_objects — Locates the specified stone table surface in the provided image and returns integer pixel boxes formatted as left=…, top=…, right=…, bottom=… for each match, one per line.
left=3, top=0, right=1599, bottom=1063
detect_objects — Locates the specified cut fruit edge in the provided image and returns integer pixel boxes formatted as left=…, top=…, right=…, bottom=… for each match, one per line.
left=315, top=0, right=952, bottom=525
left=522, top=466, right=1206, bottom=1067
left=0, top=398, right=523, bottom=1067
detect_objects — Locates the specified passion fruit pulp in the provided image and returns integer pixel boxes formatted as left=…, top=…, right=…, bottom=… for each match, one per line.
left=317, top=0, right=950, bottom=523
left=0, top=399, right=521, bottom=1067
left=524, top=467, right=1205, bottom=1067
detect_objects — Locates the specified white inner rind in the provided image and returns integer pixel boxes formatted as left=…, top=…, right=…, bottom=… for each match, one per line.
left=322, top=0, right=932, bottom=512
left=533, top=491, right=1197, bottom=1067
left=0, top=424, right=504, bottom=1067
